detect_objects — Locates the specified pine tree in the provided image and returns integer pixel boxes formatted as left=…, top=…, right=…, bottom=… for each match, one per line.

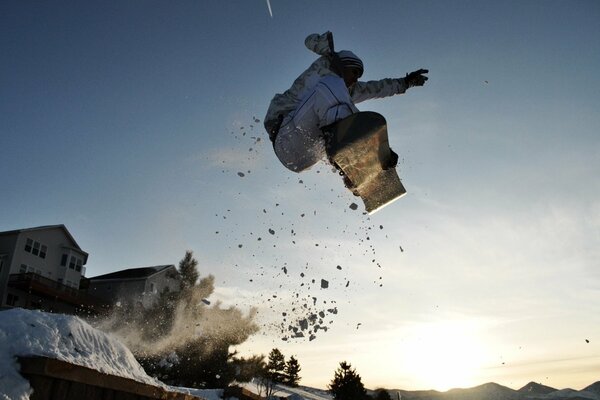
left=374, top=389, right=392, bottom=400
left=284, top=355, right=301, bottom=387
left=266, top=348, right=286, bottom=384
left=328, top=361, right=367, bottom=400
left=233, top=354, right=266, bottom=383
left=178, top=250, right=199, bottom=289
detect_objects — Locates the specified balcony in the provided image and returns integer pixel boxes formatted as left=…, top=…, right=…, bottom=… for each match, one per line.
left=8, top=273, right=108, bottom=310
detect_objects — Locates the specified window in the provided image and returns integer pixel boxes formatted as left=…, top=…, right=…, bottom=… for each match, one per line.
left=76, top=259, right=82, bottom=272
left=58, top=278, right=63, bottom=284
left=69, top=256, right=76, bottom=270
left=24, top=238, right=47, bottom=260
left=150, top=283, right=156, bottom=293
left=61, top=254, right=68, bottom=266
left=20, top=264, right=28, bottom=273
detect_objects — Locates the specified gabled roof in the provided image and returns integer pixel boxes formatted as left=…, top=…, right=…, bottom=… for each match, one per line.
left=89, top=265, right=177, bottom=281
left=0, top=224, right=86, bottom=254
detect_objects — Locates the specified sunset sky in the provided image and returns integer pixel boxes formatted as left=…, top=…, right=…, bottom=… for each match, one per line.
left=1, top=0, right=599, bottom=391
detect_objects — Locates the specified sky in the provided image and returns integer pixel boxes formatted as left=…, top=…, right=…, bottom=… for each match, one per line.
left=1, top=0, right=600, bottom=392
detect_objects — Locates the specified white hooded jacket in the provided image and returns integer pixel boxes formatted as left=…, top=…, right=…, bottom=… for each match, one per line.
left=264, top=32, right=409, bottom=138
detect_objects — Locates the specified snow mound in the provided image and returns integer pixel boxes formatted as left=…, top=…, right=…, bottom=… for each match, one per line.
left=0, top=308, right=163, bottom=400
left=240, top=380, right=332, bottom=400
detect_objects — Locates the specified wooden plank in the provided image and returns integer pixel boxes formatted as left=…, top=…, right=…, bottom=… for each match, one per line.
left=67, top=381, right=89, bottom=397
left=19, top=356, right=202, bottom=400
left=101, top=388, right=117, bottom=400
left=84, top=382, right=106, bottom=400
left=28, top=375, right=53, bottom=400
left=114, top=390, right=140, bottom=400
left=50, top=379, right=71, bottom=400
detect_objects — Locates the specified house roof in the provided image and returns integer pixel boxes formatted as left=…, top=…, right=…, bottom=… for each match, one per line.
left=89, top=265, right=176, bottom=281
left=0, top=224, right=81, bottom=248
left=0, top=225, right=87, bottom=257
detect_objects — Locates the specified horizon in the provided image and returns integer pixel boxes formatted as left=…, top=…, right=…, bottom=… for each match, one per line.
left=1, top=0, right=599, bottom=392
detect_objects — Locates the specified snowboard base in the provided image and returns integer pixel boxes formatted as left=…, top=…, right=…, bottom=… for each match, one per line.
left=325, top=112, right=406, bottom=214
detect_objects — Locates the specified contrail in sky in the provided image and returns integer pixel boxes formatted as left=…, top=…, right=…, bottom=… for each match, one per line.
left=266, top=0, right=273, bottom=18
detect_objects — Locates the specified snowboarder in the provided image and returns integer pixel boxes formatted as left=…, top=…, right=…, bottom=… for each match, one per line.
left=264, top=31, right=428, bottom=173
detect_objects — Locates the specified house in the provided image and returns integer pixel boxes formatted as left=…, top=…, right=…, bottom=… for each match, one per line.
left=0, top=225, right=105, bottom=314
left=87, top=265, right=181, bottom=308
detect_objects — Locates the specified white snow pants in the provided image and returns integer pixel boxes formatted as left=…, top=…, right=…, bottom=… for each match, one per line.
left=274, top=75, right=359, bottom=173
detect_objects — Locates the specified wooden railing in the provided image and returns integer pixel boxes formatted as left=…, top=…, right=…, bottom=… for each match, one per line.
left=8, top=273, right=107, bottom=308
left=18, top=356, right=203, bottom=400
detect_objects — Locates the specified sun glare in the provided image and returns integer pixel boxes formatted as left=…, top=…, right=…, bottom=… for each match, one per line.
left=400, top=320, right=489, bottom=391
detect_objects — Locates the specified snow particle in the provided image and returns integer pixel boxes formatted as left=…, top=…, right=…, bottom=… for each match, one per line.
left=349, top=203, right=358, bottom=210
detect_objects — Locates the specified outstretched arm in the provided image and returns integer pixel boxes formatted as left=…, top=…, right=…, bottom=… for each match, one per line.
left=351, top=78, right=409, bottom=103
left=351, top=69, right=428, bottom=104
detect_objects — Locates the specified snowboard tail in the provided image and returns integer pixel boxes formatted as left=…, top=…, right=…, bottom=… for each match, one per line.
left=325, top=112, right=406, bottom=214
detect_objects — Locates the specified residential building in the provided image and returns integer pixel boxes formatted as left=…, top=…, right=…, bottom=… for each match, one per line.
left=87, top=265, right=181, bottom=308
left=0, top=225, right=105, bottom=314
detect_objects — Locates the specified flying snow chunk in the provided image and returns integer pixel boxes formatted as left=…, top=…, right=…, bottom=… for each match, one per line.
left=349, top=203, right=358, bottom=210
left=321, top=279, right=329, bottom=289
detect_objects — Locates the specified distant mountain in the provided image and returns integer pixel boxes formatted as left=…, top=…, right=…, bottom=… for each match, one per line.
left=519, top=382, right=558, bottom=395
left=443, top=382, right=521, bottom=400
left=585, top=382, right=600, bottom=395
left=539, top=388, right=598, bottom=400
left=389, top=382, right=520, bottom=400
left=383, top=381, right=600, bottom=400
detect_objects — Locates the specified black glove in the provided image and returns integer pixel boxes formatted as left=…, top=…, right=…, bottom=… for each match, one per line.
left=405, top=68, right=429, bottom=88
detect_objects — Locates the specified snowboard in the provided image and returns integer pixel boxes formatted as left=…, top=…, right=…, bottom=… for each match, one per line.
left=324, top=111, right=406, bottom=214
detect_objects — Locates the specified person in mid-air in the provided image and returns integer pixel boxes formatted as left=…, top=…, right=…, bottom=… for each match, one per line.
left=264, top=31, right=428, bottom=173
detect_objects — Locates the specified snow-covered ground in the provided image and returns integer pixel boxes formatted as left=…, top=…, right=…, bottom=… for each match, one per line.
left=0, top=308, right=331, bottom=400
left=239, top=380, right=332, bottom=400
